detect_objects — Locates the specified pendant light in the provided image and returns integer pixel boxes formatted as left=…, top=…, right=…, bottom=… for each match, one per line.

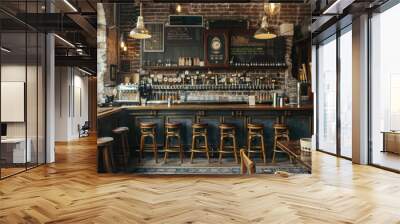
left=129, top=2, right=151, bottom=39
left=120, top=33, right=126, bottom=48
left=254, top=16, right=277, bottom=40
left=264, top=3, right=281, bottom=16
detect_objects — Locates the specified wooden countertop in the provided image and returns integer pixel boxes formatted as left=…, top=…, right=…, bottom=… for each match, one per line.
left=97, top=107, right=124, bottom=119
left=98, top=104, right=313, bottom=118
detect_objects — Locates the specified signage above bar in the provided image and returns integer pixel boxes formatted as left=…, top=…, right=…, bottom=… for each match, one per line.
left=154, top=0, right=305, bottom=2
left=169, top=15, right=203, bottom=27
left=155, top=0, right=250, bottom=2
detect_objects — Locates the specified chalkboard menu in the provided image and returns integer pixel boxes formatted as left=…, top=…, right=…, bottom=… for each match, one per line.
left=142, top=26, right=204, bottom=66
left=230, top=32, right=286, bottom=66
left=205, top=30, right=229, bottom=67
left=165, top=27, right=202, bottom=44
left=144, top=23, right=164, bottom=52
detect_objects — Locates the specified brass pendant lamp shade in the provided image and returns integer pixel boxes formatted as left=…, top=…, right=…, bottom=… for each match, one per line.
left=254, top=16, right=277, bottom=40
left=129, top=3, right=151, bottom=40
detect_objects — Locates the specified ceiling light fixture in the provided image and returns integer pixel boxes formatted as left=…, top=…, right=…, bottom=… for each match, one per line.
left=54, top=34, right=76, bottom=48
left=120, top=34, right=126, bottom=48
left=63, top=0, right=78, bottom=12
left=254, top=16, right=277, bottom=40
left=1, top=47, right=11, bottom=53
left=176, top=4, right=182, bottom=13
left=264, top=2, right=281, bottom=16
left=322, top=0, right=351, bottom=15
left=129, top=2, right=151, bottom=40
left=78, top=67, right=93, bottom=76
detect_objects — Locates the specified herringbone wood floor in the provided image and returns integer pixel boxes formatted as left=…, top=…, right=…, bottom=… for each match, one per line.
left=1, top=136, right=400, bottom=224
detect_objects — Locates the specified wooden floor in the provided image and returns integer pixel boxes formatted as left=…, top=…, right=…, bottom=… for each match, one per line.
left=372, top=150, right=400, bottom=171
left=1, top=136, right=400, bottom=223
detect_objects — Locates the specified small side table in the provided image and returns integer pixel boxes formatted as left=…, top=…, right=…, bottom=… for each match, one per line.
left=382, top=131, right=400, bottom=154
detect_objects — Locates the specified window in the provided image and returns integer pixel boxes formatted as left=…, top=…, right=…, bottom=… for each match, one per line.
left=339, top=27, right=352, bottom=158
left=370, top=3, right=400, bottom=171
left=0, top=1, right=47, bottom=179
left=317, top=36, right=337, bottom=154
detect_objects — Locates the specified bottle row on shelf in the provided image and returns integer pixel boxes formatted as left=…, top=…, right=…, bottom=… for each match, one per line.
left=147, top=90, right=276, bottom=103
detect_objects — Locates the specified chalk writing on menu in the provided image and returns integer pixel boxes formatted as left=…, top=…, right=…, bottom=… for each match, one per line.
left=166, top=27, right=195, bottom=41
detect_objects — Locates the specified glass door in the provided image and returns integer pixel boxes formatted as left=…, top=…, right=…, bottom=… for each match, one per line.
left=0, top=0, right=47, bottom=179
left=317, top=35, right=337, bottom=154
left=370, top=3, right=400, bottom=171
left=339, top=26, right=352, bottom=158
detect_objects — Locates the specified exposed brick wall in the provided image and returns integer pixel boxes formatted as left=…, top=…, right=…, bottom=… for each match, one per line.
left=120, top=1, right=310, bottom=72
left=116, top=1, right=310, bottom=102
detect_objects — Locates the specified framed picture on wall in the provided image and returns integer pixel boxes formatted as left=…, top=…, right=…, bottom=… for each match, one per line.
left=143, top=23, right=164, bottom=52
left=110, top=64, right=117, bottom=81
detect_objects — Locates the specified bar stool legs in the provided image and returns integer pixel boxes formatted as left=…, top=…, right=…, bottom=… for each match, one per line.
left=247, top=123, right=266, bottom=164
left=190, top=123, right=210, bottom=163
left=272, top=123, right=292, bottom=163
left=97, top=137, right=115, bottom=173
left=139, top=122, right=158, bottom=163
left=164, top=122, right=183, bottom=164
left=112, top=127, right=130, bottom=170
left=218, top=124, right=238, bottom=164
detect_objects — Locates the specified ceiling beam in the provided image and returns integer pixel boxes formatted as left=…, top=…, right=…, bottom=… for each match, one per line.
left=67, top=13, right=97, bottom=46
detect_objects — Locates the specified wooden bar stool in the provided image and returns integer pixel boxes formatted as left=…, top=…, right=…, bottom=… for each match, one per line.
left=164, top=122, right=183, bottom=163
left=139, top=122, right=158, bottom=163
left=218, top=123, right=238, bottom=163
left=272, top=123, right=292, bottom=163
left=190, top=123, right=210, bottom=163
left=247, top=123, right=266, bottom=164
left=112, top=127, right=130, bottom=170
left=97, top=137, right=115, bottom=173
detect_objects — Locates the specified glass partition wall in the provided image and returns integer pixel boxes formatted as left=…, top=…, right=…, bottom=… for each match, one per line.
left=0, top=1, right=46, bottom=179
left=370, top=3, right=400, bottom=171
left=317, top=35, right=337, bottom=155
left=316, top=25, right=352, bottom=159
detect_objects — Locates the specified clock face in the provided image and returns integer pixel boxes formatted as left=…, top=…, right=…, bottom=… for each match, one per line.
left=211, top=37, right=222, bottom=50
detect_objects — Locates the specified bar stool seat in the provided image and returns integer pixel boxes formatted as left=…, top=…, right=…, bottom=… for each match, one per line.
left=272, top=123, right=292, bottom=163
left=190, top=123, right=210, bottom=163
left=97, top=137, right=114, bottom=146
left=247, top=123, right=266, bottom=164
left=218, top=123, right=238, bottom=163
left=112, top=127, right=130, bottom=170
left=165, top=122, right=181, bottom=129
left=164, top=122, right=183, bottom=163
left=139, top=122, right=158, bottom=163
left=97, top=137, right=115, bottom=173
left=140, top=122, right=157, bottom=129
left=219, top=123, right=235, bottom=130
left=112, top=127, right=129, bottom=134
left=192, top=122, right=207, bottom=129
left=248, top=123, right=263, bottom=130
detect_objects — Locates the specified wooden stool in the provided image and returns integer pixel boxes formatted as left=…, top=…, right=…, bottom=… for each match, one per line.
left=247, top=123, right=266, bottom=164
left=97, top=137, right=115, bottom=173
left=272, top=123, right=292, bottom=163
left=218, top=124, right=238, bottom=163
left=190, top=123, right=210, bottom=163
left=164, top=122, right=183, bottom=163
left=139, top=122, right=158, bottom=163
left=112, top=127, right=130, bottom=170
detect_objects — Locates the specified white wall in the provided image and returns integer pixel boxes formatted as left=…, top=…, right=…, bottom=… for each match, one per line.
left=1, top=63, right=46, bottom=164
left=55, top=67, right=89, bottom=141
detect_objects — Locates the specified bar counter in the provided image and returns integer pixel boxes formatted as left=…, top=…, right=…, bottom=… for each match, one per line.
left=98, top=103, right=313, bottom=162
left=98, top=104, right=313, bottom=118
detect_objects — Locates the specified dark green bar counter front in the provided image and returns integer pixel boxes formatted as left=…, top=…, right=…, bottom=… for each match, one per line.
left=97, top=104, right=313, bottom=162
